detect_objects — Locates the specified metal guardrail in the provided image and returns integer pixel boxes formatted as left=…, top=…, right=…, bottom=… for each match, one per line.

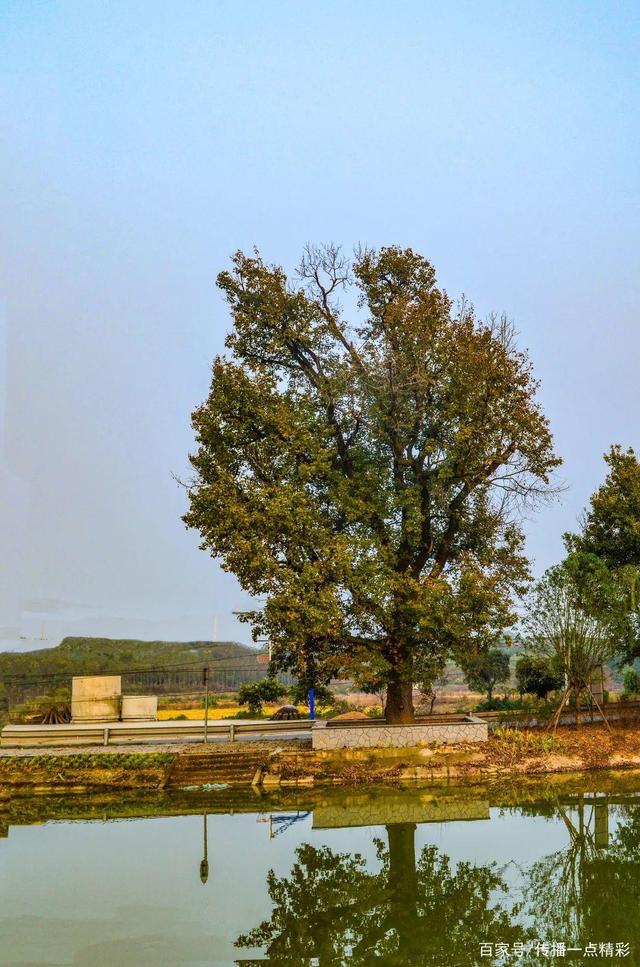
left=0, top=718, right=313, bottom=748
left=4, top=702, right=640, bottom=748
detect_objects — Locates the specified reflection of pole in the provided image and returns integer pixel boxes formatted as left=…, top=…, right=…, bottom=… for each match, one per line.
left=203, top=666, right=209, bottom=744
left=200, top=812, right=209, bottom=884
left=594, top=797, right=609, bottom=849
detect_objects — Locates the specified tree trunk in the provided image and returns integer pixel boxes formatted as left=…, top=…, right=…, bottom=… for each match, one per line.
left=386, top=823, right=420, bottom=965
left=385, top=661, right=415, bottom=724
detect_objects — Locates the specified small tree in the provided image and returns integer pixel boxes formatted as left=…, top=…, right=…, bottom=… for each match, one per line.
left=523, top=563, right=619, bottom=729
left=462, top=649, right=510, bottom=703
left=623, top=668, right=640, bottom=697
left=516, top=654, right=563, bottom=700
left=238, top=677, right=286, bottom=715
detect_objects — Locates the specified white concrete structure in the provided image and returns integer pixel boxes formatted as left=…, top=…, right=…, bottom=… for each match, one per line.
left=71, top=675, right=121, bottom=723
left=311, top=715, right=488, bottom=750
left=121, top=695, right=158, bottom=721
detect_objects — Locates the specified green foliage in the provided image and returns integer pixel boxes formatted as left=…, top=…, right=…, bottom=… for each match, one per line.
left=237, top=677, right=286, bottom=714
left=524, top=563, right=620, bottom=696
left=0, top=637, right=261, bottom=694
left=565, top=446, right=640, bottom=662
left=288, top=682, right=334, bottom=707
left=516, top=654, right=563, bottom=699
left=184, top=245, right=559, bottom=722
left=364, top=704, right=384, bottom=718
left=0, top=752, right=175, bottom=772
left=623, top=668, right=640, bottom=696
left=566, top=445, right=640, bottom=569
left=462, top=648, right=510, bottom=702
left=492, top=726, right=561, bottom=763
left=475, top=696, right=525, bottom=712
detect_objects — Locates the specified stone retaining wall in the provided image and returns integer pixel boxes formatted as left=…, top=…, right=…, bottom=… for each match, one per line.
left=311, top=716, right=488, bottom=750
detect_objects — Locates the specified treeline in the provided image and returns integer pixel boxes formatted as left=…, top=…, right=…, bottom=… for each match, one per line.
left=0, top=637, right=266, bottom=704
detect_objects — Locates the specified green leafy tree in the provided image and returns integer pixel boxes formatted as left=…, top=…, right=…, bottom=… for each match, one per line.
left=236, top=822, right=527, bottom=965
left=515, top=654, right=563, bottom=700
left=237, top=677, right=286, bottom=714
left=623, top=668, right=640, bottom=696
left=184, top=245, right=560, bottom=722
left=565, top=445, right=640, bottom=661
left=462, top=648, right=510, bottom=702
left=523, top=563, right=619, bottom=728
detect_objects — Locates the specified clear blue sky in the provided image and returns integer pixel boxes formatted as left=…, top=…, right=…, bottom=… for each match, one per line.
left=0, top=1, right=638, bottom=643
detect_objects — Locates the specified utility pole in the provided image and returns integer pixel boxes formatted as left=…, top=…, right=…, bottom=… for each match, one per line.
left=203, top=666, right=209, bottom=744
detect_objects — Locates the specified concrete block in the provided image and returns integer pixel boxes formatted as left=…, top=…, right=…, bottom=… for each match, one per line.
left=71, top=675, right=121, bottom=723
left=121, top=695, right=158, bottom=722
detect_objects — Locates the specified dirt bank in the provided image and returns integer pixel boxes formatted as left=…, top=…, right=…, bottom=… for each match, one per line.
left=2, top=724, right=640, bottom=793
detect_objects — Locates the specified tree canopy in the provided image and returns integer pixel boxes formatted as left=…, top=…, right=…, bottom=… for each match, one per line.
left=515, top=653, right=563, bottom=700
left=185, top=245, right=560, bottom=721
left=462, top=648, right=511, bottom=703
left=523, top=563, right=619, bottom=727
left=565, top=445, right=640, bottom=662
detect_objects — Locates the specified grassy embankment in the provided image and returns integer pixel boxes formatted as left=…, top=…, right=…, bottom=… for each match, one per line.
left=3, top=723, right=640, bottom=793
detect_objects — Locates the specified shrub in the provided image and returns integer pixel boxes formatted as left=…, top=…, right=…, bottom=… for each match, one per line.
left=516, top=654, right=564, bottom=700
left=475, top=697, right=526, bottom=712
left=364, top=704, right=384, bottom=718
left=623, top=668, right=640, bottom=697
left=492, top=726, right=562, bottom=764
left=238, top=677, right=287, bottom=714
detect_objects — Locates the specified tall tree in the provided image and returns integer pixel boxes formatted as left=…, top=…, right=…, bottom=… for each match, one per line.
left=184, top=245, right=560, bottom=722
left=565, top=445, right=640, bottom=661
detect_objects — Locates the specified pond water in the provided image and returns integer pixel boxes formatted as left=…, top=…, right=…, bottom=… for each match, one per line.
left=1, top=773, right=640, bottom=966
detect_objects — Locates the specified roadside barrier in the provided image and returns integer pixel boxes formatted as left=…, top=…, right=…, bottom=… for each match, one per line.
left=0, top=718, right=313, bottom=748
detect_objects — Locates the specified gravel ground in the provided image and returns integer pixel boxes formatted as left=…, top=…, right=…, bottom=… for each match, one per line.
left=0, top=736, right=310, bottom=758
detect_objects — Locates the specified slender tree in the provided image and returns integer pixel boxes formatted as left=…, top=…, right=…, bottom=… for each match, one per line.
left=523, top=563, right=619, bottom=729
left=184, top=245, right=560, bottom=722
left=565, top=445, right=640, bottom=661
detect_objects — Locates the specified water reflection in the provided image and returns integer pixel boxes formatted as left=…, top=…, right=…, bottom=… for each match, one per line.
left=235, top=820, right=528, bottom=965
left=525, top=793, right=640, bottom=953
left=2, top=779, right=640, bottom=966
left=200, top=811, right=209, bottom=884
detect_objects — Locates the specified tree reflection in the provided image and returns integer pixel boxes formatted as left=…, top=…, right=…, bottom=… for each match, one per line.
left=525, top=796, right=640, bottom=950
left=236, top=822, right=527, bottom=966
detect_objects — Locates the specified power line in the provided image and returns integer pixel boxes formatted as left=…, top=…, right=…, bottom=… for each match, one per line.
left=1, top=653, right=269, bottom=687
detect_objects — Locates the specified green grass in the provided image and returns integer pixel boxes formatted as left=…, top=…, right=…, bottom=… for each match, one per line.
left=0, top=752, right=176, bottom=771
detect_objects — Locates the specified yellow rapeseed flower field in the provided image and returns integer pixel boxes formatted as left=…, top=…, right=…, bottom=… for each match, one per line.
left=157, top=705, right=304, bottom=720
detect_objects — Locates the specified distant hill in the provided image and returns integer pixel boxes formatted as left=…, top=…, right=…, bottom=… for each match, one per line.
left=0, top=636, right=262, bottom=689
